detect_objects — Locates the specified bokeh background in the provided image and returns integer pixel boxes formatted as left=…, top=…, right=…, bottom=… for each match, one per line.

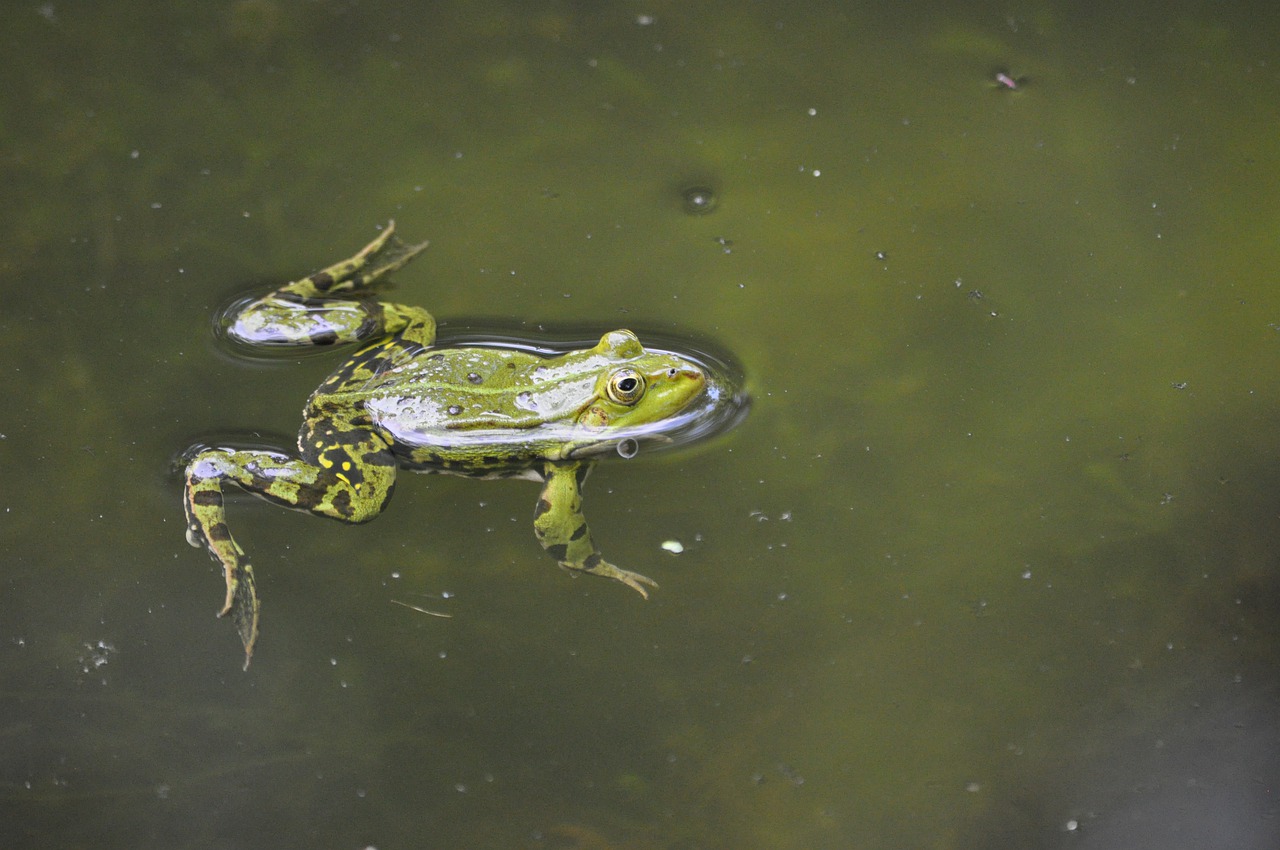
left=2, top=2, right=1278, bottom=848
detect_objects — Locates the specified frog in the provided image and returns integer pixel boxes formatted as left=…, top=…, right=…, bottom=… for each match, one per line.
left=183, top=222, right=713, bottom=667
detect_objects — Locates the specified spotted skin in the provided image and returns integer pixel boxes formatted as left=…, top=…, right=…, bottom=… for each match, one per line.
left=532, top=462, right=657, bottom=596
left=184, top=222, right=706, bottom=666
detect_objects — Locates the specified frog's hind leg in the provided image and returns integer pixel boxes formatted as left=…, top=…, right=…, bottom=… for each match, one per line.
left=184, top=452, right=271, bottom=668
left=183, top=432, right=398, bottom=667
left=227, top=221, right=435, bottom=348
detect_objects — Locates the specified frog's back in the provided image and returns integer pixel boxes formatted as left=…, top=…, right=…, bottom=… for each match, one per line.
left=347, top=345, right=598, bottom=466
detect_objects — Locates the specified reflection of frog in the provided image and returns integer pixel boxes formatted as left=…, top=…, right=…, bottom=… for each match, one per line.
left=184, top=223, right=726, bottom=666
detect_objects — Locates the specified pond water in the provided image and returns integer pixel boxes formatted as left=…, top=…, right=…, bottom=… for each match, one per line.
left=2, top=2, right=1278, bottom=848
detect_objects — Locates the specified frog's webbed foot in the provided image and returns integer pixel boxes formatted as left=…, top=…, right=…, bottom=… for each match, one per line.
left=218, top=559, right=260, bottom=670
left=200, top=522, right=260, bottom=668
left=295, top=220, right=429, bottom=298
left=346, top=223, right=430, bottom=292
left=575, top=556, right=659, bottom=599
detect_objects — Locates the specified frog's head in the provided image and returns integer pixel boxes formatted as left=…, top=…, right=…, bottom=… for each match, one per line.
left=574, top=330, right=706, bottom=451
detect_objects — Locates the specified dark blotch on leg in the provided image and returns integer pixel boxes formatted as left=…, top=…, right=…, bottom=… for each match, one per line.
left=330, top=489, right=354, bottom=519
left=191, top=489, right=224, bottom=507
left=293, top=484, right=323, bottom=512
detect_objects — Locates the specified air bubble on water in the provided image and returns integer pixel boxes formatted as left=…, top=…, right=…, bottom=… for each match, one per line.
left=79, top=639, right=116, bottom=672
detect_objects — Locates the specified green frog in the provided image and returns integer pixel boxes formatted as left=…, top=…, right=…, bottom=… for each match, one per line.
left=184, top=222, right=722, bottom=667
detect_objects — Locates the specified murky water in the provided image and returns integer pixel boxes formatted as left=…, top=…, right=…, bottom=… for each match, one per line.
left=2, top=2, right=1278, bottom=848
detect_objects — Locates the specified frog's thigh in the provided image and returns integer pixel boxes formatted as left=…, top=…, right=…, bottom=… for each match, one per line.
left=298, top=423, right=399, bottom=522
left=229, top=291, right=437, bottom=346
left=191, top=444, right=394, bottom=524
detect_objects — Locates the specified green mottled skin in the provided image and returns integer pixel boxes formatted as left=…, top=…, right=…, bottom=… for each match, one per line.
left=184, top=223, right=706, bottom=667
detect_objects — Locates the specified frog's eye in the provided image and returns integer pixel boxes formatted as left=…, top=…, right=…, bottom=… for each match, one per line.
left=606, top=368, right=646, bottom=405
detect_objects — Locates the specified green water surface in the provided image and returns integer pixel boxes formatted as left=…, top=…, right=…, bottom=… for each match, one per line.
left=2, top=2, right=1278, bottom=848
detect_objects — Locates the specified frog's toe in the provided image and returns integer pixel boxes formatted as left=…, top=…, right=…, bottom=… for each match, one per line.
left=216, top=565, right=241, bottom=617
left=582, top=556, right=659, bottom=598
left=617, top=570, right=659, bottom=599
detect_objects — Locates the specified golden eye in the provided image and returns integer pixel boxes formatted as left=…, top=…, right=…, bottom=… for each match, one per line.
left=606, top=368, right=646, bottom=405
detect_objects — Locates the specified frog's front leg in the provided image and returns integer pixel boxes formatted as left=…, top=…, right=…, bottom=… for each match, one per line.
left=183, top=426, right=397, bottom=666
left=532, top=461, right=659, bottom=598
left=228, top=221, right=436, bottom=348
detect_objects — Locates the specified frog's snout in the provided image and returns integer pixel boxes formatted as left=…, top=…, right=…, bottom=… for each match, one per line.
left=670, top=365, right=705, bottom=386
left=678, top=367, right=707, bottom=399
